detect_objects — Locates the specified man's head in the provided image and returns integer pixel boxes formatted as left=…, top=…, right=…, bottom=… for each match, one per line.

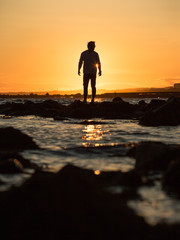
left=87, top=41, right=95, bottom=51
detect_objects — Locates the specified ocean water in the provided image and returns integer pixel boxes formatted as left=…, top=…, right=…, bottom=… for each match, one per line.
left=0, top=97, right=180, bottom=225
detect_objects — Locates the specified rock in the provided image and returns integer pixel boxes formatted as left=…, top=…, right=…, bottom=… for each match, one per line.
left=69, top=99, right=86, bottom=108
left=0, top=100, right=137, bottom=120
left=140, top=97, right=180, bottom=126
left=67, top=100, right=93, bottom=118
left=39, top=99, right=63, bottom=109
left=146, top=99, right=166, bottom=111
left=98, top=101, right=133, bottom=119
left=0, top=102, right=33, bottom=116
left=0, top=127, right=39, bottom=150
left=0, top=100, right=65, bottom=117
left=0, top=164, right=180, bottom=239
left=34, top=100, right=65, bottom=118
left=112, top=97, right=123, bottom=102
left=0, top=151, right=39, bottom=169
left=67, top=100, right=134, bottom=119
left=129, top=141, right=180, bottom=173
left=97, top=169, right=144, bottom=199
left=138, top=100, right=146, bottom=106
left=0, top=158, right=24, bottom=173
left=0, top=164, right=150, bottom=240
left=1, top=98, right=180, bottom=123
left=132, top=100, right=147, bottom=119
left=162, top=158, right=180, bottom=196
left=55, top=164, right=142, bottom=192
left=24, top=100, right=35, bottom=106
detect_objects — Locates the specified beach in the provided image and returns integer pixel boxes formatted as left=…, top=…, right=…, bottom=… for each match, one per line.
left=0, top=97, right=180, bottom=239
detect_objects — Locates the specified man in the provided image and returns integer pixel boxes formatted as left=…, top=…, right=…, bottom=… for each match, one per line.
left=78, top=41, right=102, bottom=103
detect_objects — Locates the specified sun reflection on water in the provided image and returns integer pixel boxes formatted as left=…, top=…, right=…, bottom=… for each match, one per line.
left=82, top=124, right=104, bottom=142
left=82, top=122, right=118, bottom=148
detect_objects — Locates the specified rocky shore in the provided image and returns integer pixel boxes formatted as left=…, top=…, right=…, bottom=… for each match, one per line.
left=0, top=96, right=180, bottom=126
left=0, top=127, right=180, bottom=239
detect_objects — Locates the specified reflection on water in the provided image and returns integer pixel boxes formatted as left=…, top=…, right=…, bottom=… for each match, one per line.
left=82, top=124, right=104, bottom=141
left=82, top=122, right=113, bottom=149
left=81, top=120, right=114, bottom=148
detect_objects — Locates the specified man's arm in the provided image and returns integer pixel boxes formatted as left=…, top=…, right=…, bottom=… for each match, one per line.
left=98, top=62, right=102, bottom=76
left=78, top=53, right=83, bottom=76
left=96, top=53, right=102, bottom=76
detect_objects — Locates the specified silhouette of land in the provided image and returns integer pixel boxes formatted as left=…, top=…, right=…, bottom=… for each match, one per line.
left=0, top=85, right=180, bottom=98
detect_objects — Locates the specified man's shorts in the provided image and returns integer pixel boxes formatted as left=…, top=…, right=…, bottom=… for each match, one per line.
left=83, top=74, right=96, bottom=88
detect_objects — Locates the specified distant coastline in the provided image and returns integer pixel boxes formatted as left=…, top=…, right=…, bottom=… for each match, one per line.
left=0, top=91, right=180, bottom=99
left=1, top=85, right=180, bottom=98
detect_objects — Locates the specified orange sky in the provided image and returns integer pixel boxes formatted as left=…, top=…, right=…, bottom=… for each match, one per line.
left=0, top=0, right=180, bottom=92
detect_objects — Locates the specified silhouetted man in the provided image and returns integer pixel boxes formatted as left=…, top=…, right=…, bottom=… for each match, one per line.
left=78, top=41, right=101, bottom=103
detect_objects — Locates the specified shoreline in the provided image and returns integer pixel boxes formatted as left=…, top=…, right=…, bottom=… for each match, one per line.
left=0, top=96, right=180, bottom=126
left=0, top=91, right=180, bottom=99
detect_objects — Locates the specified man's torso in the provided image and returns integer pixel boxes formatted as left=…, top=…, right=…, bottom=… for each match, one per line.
left=81, top=50, right=99, bottom=74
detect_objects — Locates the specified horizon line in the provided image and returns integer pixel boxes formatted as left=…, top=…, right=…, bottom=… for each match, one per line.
left=0, top=85, right=177, bottom=94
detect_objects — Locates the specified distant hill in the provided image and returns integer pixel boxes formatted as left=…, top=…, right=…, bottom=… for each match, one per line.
left=0, top=86, right=179, bottom=95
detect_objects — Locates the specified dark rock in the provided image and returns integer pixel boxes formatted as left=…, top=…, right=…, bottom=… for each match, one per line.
left=0, top=100, right=137, bottom=120
left=33, top=100, right=65, bottom=118
left=0, top=102, right=32, bottom=116
left=112, top=97, right=123, bottom=102
left=0, top=164, right=150, bottom=240
left=0, top=164, right=180, bottom=239
left=146, top=99, right=167, bottom=111
left=162, top=158, right=180, bottom=196
left=1, top=97, right=180, bottom=123
left=39, top=99, right=63, bottom=109
left=66, top=100, right=94, bottom=118
left=0, top=158, right=24, bottom=173
left=69, top=99, right=86, bottom=108
left=0, top=100, right=65, bottom=117
left=132, top=100, right=147, bottom=119
left=0, top=127, right=39, bottom=150
left=138, top=100, right=146, bottom=106
left=129, top=141, right=180, bottom=173
left=140, top=97, right=180, bottom=126
left=56, top=164, right=142, bottom=192
left=0, top=151, right=39, bottom=169
left=24, top=100, right=35, bottom=106
left=98, top=170, right=142, bottom=188
left=97, top=101, right=133, bottom=119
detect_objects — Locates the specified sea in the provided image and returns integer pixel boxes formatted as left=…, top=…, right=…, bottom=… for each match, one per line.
left=0, top=97, right=180, bottom=226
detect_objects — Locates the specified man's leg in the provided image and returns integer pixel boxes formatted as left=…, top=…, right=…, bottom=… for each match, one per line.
left=83, top=74, right=89, bottom=103
left=91, top=74, right=96, bottom=102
